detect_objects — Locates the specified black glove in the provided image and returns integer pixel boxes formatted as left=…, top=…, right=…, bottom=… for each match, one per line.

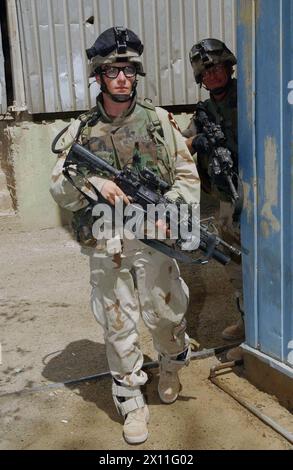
left=191, top=134, right=210, bottom=154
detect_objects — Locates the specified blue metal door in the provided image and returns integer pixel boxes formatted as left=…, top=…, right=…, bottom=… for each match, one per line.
left=237, top=0, right=293, bottom=368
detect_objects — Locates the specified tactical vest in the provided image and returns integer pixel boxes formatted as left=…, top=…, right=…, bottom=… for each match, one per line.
left=202, top=78, right=238, bottom=159
left=77, top=97, right=175, bottom=187
left=195, top=79, right=238, bottom=196
left=70, top=97, right=176, bottom=246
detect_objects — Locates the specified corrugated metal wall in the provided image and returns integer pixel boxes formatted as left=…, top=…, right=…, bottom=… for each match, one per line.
left=238, top=0, right=293, bottom=369
left=16, top=0, right=237, bottom=113
left=0, top=22, right=7, bottom=114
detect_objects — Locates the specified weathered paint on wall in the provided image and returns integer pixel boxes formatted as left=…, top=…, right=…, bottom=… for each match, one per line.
left=238, top=0, right=293, bottom=370
left=0, top=169, right=14, bottom=214
left=6, top=120, right=71, bottom=229
left=0, top=21, right=7, bottom=114
left=260, top=137, right=281, bottom=238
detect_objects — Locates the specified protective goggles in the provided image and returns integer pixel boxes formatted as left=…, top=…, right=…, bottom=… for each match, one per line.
left=100, top=65, right=137, bottom=78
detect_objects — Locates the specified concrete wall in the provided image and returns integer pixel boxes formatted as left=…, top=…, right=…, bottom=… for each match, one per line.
left=0, top=117, right=71, bottom=229
left=0, top=168, right=14, bottom=215
left=0, top=121, right=15, bottom=215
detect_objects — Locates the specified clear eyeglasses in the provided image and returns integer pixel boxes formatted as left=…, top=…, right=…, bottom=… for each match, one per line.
left=101, top=65, right=137, bottom=79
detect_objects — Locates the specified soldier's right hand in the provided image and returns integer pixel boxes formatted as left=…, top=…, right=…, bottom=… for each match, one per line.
left=100, top=180, right=130, bottom=206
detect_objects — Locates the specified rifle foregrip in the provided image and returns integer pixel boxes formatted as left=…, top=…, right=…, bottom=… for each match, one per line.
left=212, top=248, right=230, bottom=265
left=199, top=242, right=230, bottom=265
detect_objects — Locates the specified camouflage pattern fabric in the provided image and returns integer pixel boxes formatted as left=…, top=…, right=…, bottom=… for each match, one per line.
left=50, top=95, right=199, bottom=398
left=50, top=95, right=200, bottom=211
left=89, top=239, right=189, bottom=387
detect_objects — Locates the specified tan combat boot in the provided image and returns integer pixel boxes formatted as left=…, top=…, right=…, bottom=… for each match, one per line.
left=123, top=405, right=150, bottom=444
left=222, top=318, right=245, bottom=341
left=158, top=349, right=190, bottom=404
left=112, top=381, right=149, bottom=444
left=226, top=346, right=244, bottom=362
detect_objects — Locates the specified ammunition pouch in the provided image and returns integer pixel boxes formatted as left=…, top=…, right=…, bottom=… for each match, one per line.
left=71, top=206, right=97, bottom=247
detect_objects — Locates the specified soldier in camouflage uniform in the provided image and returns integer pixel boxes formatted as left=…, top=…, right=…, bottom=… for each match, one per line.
left=50, top=27, right=200, bottom=444
left=183, top=39, right=244, bottom=361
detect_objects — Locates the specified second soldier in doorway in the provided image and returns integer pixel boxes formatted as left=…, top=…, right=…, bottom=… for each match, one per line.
left=183, top=38, right=244, bottom=361
left=50, top=27, right=200, bottom=444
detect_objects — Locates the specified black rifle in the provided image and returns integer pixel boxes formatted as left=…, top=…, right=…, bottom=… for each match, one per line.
left=194, top=101, right=241, bottom=205
left=64, top=143, right=242, bottom=265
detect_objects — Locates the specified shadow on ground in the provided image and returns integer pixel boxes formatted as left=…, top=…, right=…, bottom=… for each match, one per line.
left=42, top=339, right=169, bottom=424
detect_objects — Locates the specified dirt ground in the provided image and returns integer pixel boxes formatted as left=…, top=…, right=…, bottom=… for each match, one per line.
left=0, top=214, right=292, bottom=450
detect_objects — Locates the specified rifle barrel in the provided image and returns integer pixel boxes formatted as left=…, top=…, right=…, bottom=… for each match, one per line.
left=71, top=143, right=119, bottom=176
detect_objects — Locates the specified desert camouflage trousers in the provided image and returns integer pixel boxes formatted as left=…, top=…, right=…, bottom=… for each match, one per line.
left=89, top=239, right=190, bottom=388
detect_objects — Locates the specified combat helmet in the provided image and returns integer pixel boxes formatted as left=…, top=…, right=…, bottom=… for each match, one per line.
left=86, top=26, right=145, bottom=78
left=189, top=38, right=237, bottom=84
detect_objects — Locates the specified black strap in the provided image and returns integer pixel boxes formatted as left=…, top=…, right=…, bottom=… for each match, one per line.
left=51, top=123, right=71, bottom=154
left=51, top=108, right=101, bottom=155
